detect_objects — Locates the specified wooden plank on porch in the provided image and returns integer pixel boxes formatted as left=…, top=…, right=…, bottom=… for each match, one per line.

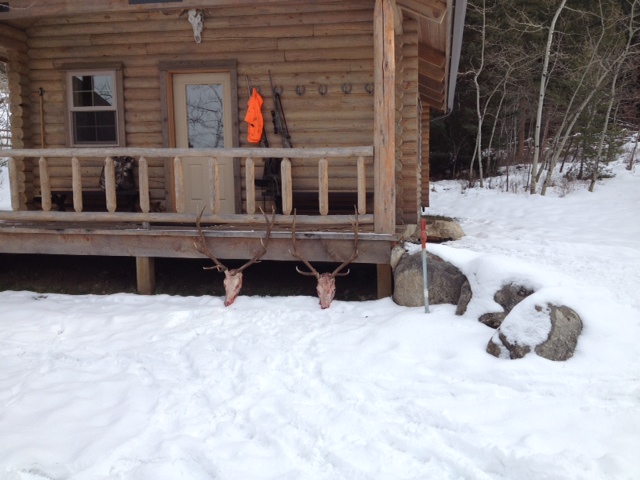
left=0, top=227, right=394, bottom=264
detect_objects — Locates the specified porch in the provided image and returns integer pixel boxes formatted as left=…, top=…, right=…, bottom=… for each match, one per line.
left=0, top=146, right=397, bottom=297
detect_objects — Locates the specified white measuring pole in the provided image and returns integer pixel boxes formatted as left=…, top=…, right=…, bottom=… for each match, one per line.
left=420, top=206, right=430, bottom=313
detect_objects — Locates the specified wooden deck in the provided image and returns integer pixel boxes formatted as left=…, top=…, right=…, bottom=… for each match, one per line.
left=0, top=146, right=396, bottom=296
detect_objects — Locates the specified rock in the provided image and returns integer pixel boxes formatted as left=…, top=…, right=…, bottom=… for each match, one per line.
left=478, top=283, right=535, bottom=328
left=479, top=311, right=507, bottom=329
left=495, top=283, right=534, bottom=312
left=390, top=244, right=406, bottom=271
left=455, top=279, right=472, bottom=315
left=456, top=282, right=534, bottom=326
left=534, top=305, right=583, bottom=361
left=487, top=332, right=531, bottom=359
left=425, top=216, right=465, bottom=243
left=487, top=303, right=583, bottom=361
left=392, top=251, right=467, bottom=307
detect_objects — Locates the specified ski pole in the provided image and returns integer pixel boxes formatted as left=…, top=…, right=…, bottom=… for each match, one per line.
left=421, top=206, right=429, bottom=313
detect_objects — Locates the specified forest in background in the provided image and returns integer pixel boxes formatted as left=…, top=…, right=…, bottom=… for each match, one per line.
left=430, top=0, right=640, bottom=193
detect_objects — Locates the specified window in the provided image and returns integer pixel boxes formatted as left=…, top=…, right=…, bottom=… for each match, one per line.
left=67, top=70, right=121, bottom=146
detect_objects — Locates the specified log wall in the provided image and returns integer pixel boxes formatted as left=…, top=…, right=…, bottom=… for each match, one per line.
left=8, top=2, right=423, bottom=221
left=0, top=24, right=31, bottom=209
left=396, top=17, right=420, bottom=225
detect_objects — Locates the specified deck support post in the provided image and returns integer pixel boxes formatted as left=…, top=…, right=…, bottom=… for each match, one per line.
left=136, top=256, right=156, bottom=295
left=373, top=0, right=396, bottom=235
left=373, top=0, right=396, bottom=298
left=376, top=263, right=393, bottom=299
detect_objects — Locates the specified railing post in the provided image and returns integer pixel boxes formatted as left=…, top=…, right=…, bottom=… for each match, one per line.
left=38, top=156, right=51, bottom=212
left=104, top=156, right=117, bottom=213
left=71, top=156, right=83, bottom=212
left=209, top=156, right=220, bottom=214
left=138, top=156, right=150, bottom=213
left=245, top=156, right=255, bottom=214
left=281, top=157, right=292, bottom=215
left=173, top=156, right=185, bottom=214
left=357, top=156, right=366, bottom=215
left=318, top=158, right=329, bottom=216
left=8, top=157, right=21, bottom=211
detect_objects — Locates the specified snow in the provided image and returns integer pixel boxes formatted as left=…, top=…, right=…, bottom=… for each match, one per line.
left=1, top=160, right=639, bottom=479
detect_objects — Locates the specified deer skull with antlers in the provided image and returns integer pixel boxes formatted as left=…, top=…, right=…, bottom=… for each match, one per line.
left=290, top=209, right=359, bottom=309
left=195, top=207, right=274, bottom=306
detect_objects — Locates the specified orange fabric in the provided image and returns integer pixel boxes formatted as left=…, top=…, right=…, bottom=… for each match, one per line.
left=244, top=87, right=264, bottom=143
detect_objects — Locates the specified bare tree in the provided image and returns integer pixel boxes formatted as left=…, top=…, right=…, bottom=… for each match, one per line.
left=530, top=0, right=568, bottom=194
left=589, top=0, right=640, bottom=191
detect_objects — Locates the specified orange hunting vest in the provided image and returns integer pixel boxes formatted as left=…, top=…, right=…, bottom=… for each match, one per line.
left=244, top=87, right=264, bottom=143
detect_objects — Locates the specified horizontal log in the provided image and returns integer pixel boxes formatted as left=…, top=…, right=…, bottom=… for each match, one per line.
left=285, top=46, right=373, bottom=62
left=277, top=34, right=372, bottom=51
left=240, top=58, right=372, bottom=75
left=3, top=146, right=374, bottom=159
left=0, top=210, right=374, bottom=226
left=0, top=227, right=392, bottom=264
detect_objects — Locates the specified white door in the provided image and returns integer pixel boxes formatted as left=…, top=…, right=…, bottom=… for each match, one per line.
left=173, top=72, right=235, bottom=214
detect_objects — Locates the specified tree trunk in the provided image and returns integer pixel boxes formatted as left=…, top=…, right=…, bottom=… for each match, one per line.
left=531, top=0, right=568, bottom=194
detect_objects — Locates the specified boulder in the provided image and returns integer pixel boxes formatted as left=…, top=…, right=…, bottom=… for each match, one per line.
left=455, top=279, right=473, bottom=315
left=393, top=251, right=467, bottom=307
left=487, top=303, right=583, bottom=361
left=425, top=216, right=465, bottom=243
left=478, top=283, right=535, bottom=328
left=456, top=282, right=534, bottom=326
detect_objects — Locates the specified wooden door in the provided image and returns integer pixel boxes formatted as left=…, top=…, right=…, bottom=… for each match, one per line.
left=172, top=72, right=235, bottom=214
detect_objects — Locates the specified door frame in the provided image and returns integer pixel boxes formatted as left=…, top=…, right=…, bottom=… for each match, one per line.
left=160, top=60, right=241, bottom=213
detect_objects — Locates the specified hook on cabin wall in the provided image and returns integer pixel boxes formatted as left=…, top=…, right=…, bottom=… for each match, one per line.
left=318, top=84, right=328, bottom=96
left=341, top=83, right=352, bottom=94
left=365, top=83, right=374, bottom=94
left=295, top=85, right=306, bottom=96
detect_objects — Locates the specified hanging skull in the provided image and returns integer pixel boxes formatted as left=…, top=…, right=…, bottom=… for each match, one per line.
left=187, top=9, right=204, bottom=44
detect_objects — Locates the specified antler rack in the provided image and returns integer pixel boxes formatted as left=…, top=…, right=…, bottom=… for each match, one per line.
left=195, top=206, right=275, bottom=275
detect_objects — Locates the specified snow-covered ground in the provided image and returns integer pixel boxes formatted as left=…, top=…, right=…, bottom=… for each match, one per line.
left=1, top=160, right=639, bottom=480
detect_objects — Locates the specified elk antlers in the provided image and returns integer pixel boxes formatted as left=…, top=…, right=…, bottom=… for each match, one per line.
left=290, top=208, right=359, bottom=309
left=195, top=206, right=275, bottom=306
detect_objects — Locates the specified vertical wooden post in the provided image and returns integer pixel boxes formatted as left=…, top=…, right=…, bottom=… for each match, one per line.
left=357, top=155, right=366, bottom=215
left=245, top=157, right=255, bottom=214
left=38, top=157, right=51, bottom=212
left=136, top=257, right=156, bottom=295
left=281, top=157, right=292, bottom=215
left=8, top=157, right=20, bottom=211
left=373, top=0, right=396, bottom=234
left=318, top=158, right=329, bottom=215
left=138, top=156, right=150, bottom=213
left=71, top=156, right=83, bottom=212
left=173, top=156, right=185, bottom=213
left=376, top=264, right=393, bottom=299
left=209, top=157, right=220, bottom=214
left=104, top=156, right=117, bottom=213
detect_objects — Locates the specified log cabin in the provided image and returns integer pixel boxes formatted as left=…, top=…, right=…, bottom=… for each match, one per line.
left=0, top=0, right=466, bottom=298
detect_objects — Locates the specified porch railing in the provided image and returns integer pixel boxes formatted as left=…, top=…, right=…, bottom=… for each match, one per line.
left=0, top=147, right=374, bottom=226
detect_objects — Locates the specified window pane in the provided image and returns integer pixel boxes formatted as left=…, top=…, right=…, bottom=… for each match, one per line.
left=185, top=83, right=224, bottom=148
left=72, top=74, right=114, bottom=107
left=73, top=111, right=117, bottom=144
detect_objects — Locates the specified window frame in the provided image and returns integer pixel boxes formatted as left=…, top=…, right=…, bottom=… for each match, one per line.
left=62, top=64, right=125, bottom=147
